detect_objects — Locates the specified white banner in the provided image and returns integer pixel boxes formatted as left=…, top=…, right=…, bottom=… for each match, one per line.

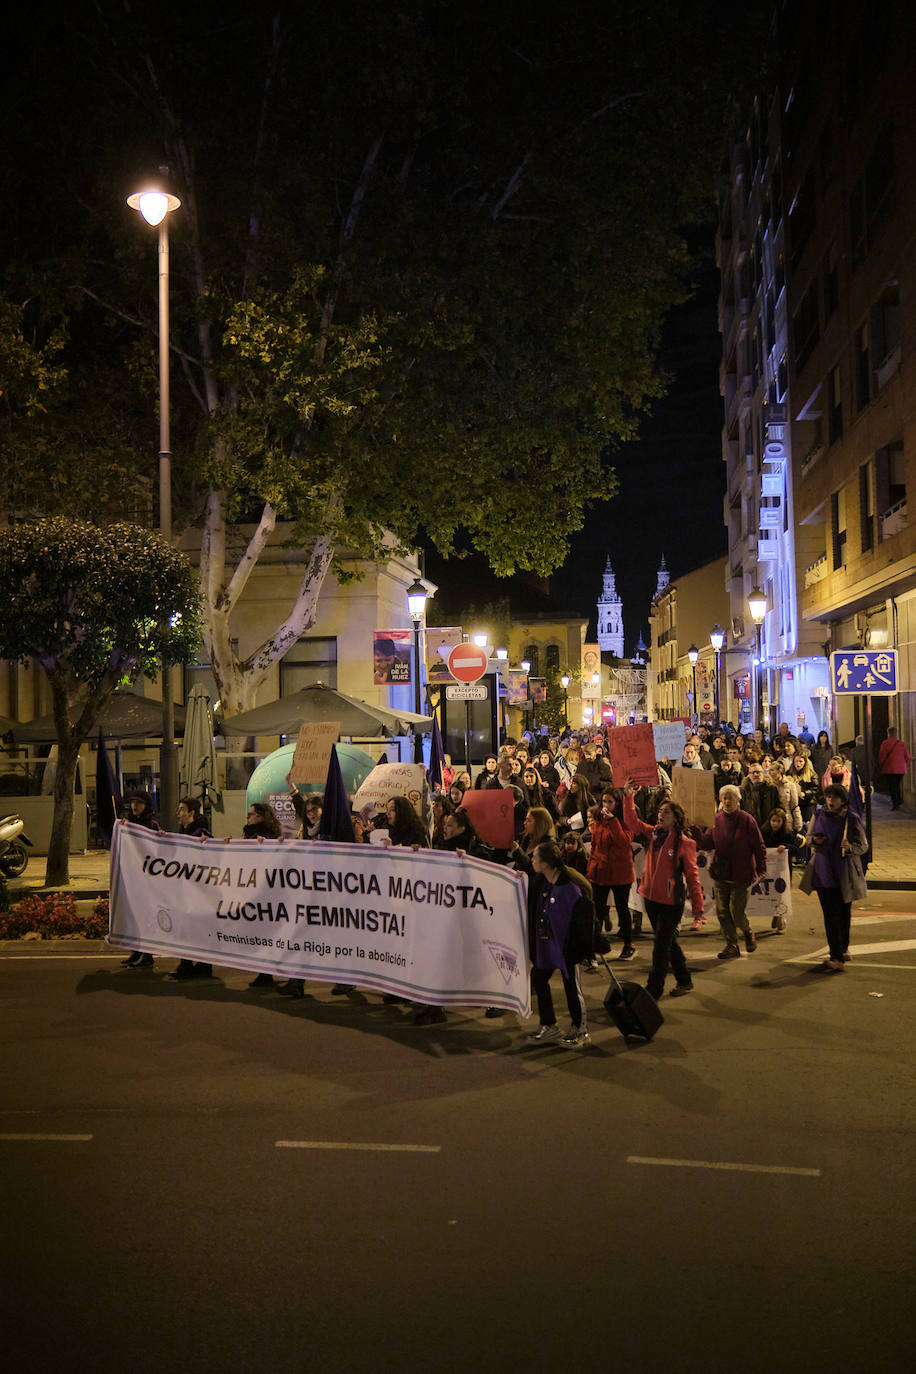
left=109, top=823, right=531, bottom=1015
left=628, top=843, right=792, bottom=927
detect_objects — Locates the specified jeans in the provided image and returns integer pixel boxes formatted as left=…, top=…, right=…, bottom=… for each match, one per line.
left=715, top=881, right=752, bottom=945
left=644, top=899, right=689, bottom=998
left=816, top=886, right=851, bottom=960
left=532, top=964, right=587, bottom=1031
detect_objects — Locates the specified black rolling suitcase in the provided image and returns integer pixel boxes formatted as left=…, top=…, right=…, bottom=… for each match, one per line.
left=600, top=956, right=663, bottom=1042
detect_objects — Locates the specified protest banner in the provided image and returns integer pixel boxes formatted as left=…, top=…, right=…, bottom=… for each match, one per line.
left=460, top=787, right=516, bottom=849
left=694, top=848, right=792, bottom=926
left=628, top=843, right=792, bottom=928
left=652, top=720, right=687, bottom=762
left=671, top=765, right=717, bottom=827
left=289, top=721, right=340, bottom=785
left=352, top=762, right=426, bottom=818
left=605, top=723, right=658, bottom=786
left=109, top=823, right=531, bottom=1014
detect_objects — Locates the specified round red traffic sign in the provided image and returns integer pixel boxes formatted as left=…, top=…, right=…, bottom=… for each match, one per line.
left=447, top=643, right=489, bottom=683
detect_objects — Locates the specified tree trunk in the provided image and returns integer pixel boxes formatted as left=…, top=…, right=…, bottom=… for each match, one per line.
left=45, top=735, right=81, bottom=888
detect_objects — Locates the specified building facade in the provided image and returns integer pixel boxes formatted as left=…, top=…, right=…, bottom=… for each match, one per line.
left=718, top=0, right=915, bottom=788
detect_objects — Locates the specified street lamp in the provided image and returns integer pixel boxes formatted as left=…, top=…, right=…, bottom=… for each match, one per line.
left=560, top=673, right=570, bottom=730
left=127, top=173, right=181, bottom=825
left=748, top=585, right=768, bottom=733
left=710, top=624, right=725, bottom=726
left=687, top=644, right=699, bottom=725
left=406, top=576, right=428, bottom=761
left=472, top=632, right=489, bottom=649
left=520, top=660, right=531, bottom=733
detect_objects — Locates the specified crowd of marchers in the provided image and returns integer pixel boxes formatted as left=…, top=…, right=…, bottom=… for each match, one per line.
left=115, top=715, right=902, bottom=1047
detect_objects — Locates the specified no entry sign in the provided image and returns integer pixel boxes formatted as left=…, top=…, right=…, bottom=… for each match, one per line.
left=447, top=643, right=488, bottom=683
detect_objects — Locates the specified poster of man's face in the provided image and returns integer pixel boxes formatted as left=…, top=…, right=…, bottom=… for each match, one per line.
left=373, top=629, right=412, bottom=684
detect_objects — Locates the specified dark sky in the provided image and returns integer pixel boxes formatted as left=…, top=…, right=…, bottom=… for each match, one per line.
left=426, top=228, right=727, bottom=650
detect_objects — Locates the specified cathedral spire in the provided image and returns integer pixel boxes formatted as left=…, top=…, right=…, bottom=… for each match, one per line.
left=596, top=557, right=624, bottom=656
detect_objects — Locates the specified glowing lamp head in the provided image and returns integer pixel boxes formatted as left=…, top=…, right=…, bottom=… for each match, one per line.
left=688, top=644, right=699, bottom=665
left=710, top=624, right=725, bottom=652
left=520, top=660, right=531, bottom=674
left=127, top=185, right=181, bottom=227
left=560, top=674, right=570, bottom=689
left=748, top=586, right=768, bottom=625
left=406, top=577, right=428, bottom=621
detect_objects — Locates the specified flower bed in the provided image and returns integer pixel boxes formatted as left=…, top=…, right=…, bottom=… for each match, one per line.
left=0, top=893, right=109, bottom=941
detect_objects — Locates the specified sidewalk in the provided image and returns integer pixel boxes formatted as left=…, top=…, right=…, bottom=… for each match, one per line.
left=5, top=792, right=915, bottom=895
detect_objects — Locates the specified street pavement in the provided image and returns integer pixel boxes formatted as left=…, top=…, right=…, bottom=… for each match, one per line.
left=2, top=883, right=915, bottom=1373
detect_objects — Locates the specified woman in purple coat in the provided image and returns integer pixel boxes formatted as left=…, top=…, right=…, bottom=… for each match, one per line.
left=806, top=784, right=868, bottom=971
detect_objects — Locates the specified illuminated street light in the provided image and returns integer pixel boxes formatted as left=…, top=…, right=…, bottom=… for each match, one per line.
left=687, top=644, right=699, bottom=725
left=406, top=577, right=428, bottom=760
left=710, top=624, right=725, bottom=724
left=748, top=585, right=768, bottom=732
left=127, top=172, right=181, bottom=824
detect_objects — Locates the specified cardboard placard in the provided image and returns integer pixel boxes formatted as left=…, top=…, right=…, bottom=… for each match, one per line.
left=289, top=721, right=341, bottom=785
left=460, top=787, right=516, bottom=849
left=671, top=764, right=717, bottom=827
left=352, top=762, right=426, bottom=818
left=605, top=723, right=658, bottom=787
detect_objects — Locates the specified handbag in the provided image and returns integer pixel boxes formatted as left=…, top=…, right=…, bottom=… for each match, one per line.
left=798, top=858, right=816, bottom=896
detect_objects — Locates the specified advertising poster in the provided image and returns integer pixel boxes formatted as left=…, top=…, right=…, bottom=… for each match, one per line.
left=529, top=677, right=547, bottom=705
left=506, top=669, right=528, bottom=706
left=109, top=824, right=531, bottom=1015
left=373, top=629, right=413, bottom=684
left=426, top=627, right=463, bottom=683
left=581, top=644, right=601, bottom=694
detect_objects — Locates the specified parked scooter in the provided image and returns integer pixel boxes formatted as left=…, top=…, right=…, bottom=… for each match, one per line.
left=0, top=814, right=32, bottom=878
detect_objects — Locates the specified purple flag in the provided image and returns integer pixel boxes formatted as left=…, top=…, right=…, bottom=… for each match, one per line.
left=427, top=715, right=445, bottom=790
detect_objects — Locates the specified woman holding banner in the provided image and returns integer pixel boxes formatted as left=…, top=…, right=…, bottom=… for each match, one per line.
left=623, top=787, right=703, bottom=998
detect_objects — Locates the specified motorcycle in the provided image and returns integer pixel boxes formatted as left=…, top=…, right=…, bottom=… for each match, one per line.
left=0, top=814, right=32, bottom=878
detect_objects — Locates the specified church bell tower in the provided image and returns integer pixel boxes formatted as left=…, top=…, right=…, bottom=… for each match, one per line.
left=596, top=557, right=624, bottom=656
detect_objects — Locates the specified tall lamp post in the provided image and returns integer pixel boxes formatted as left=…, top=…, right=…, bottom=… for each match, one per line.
left=748, top=585, right=768, bottom=733
left=407, top=577, right=428, bottom=761
left=560, top=673, right=570, bottom=730
left=521, top=659, right=531, bottom=734
left=127, top=176, right=181, bottom=825
left=710, top=624, right=725, bottom=726
left=687, top=644, right=699, bottom=725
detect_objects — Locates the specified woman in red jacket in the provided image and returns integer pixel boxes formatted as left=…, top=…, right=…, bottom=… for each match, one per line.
left=587, top=789, right=637, bottom=960
left=623, top=786, right=703, bottom=999
left=877, top=727, right=910, bottom=810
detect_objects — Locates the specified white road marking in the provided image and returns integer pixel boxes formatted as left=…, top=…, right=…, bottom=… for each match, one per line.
left=0, top=1133, right=93, bottom=1142
left=275, top=1140, right=440, bottom=1153
left=627, top=1155, right=820, bottom=1177
left=839, top=938, right=916, bottom=955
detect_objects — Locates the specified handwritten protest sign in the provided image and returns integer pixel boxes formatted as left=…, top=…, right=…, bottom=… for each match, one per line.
left=605, top=724, right=658, bottom=786
left=652, top=720, right=687, bottom=762
left=352, top=762, right=426, bottom=818
left=671, top=765, right=717, bottom=827
left=109, top=823, right=530, bottom=1014
left=289, top=721, right=340, bottom=785
left=461, top=787, right=515, bottom=848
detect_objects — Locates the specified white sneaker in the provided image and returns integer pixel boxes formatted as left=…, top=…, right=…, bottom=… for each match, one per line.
left=526, top=1023, right=562, bottom=1043
left=560, top=1027, right=591, bottom=1048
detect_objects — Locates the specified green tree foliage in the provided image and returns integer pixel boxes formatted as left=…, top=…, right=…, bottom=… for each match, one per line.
left=0, top=519, right=201, bottom=883
left=2, top=1, right=768, bottom=713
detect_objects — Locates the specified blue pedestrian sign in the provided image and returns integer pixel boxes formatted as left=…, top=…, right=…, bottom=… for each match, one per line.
left=830, top=649, right=898, bottom=695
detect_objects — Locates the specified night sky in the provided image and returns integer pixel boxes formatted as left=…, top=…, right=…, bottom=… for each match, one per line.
left=426, top=231, right=727, bottom=648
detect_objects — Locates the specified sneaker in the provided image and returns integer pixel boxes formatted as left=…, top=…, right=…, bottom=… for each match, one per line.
left=744, top=932, right=757, bottom=953
left=278, top=979, right=305, bottom=998
left=525, top=1023, right=562, bottom=1043
left=248, top=973, right=274, bottom=988
left=689, top=916, right=706, bottom=931
left=670, top=982, right=693, bottom=997
left=826, top=958, right=845, bottom=972
left=414, top=1005, right=447, bottom=1025
left=583, top=959, right=599, bottom=972
left=618, top=946, right=637, bottom=961
left=841, top=952, right=851, bottom=962
left=484, top=1006, right=504, bottom=1018
left=135, top=954, right=154, bottom=968
left=560, top=1027, right=591, bottom=1048
left=120, top=953, right=141, bottom=968
left=717, top=944, right=741, bottom=960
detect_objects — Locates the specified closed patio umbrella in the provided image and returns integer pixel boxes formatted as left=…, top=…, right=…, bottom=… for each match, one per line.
left=179, top=683, right=222, bottom=812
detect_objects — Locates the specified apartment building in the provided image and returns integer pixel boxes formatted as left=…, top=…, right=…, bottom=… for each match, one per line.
left=718, top=0, right=916, bottom=762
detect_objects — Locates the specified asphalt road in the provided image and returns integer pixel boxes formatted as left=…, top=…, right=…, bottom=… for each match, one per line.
left=2, top=890, right=915, bottom=1374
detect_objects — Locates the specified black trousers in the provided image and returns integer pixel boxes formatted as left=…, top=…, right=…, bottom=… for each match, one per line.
left=816, top=886, right=851, bottom=961
left=886, top=773, right=903, bottom=808
left=592, top=882, right=633, bottom=945
left=644, top=899, right=689, bottom=998
left=531, top=964, right=587, bottom=1031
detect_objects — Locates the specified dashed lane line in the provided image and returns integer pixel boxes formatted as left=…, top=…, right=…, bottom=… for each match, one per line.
left=0, top=1133, right=93, bottom=1142
left=627, top=1155, right=820, bottom=1177
left=275, top=1141, right=440, bottom=1153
